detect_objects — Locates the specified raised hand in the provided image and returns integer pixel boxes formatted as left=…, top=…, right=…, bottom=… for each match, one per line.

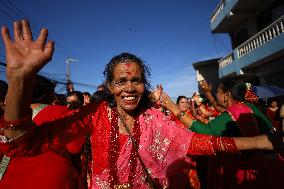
left=192, top=93, right=200, bottom=104
left=1, top=20, right=54, bottom=79
left=199, top=80, right=211, bottom=92
left=152, top=84, right=163, bottom=103
left=83, top=95, right=91, bottom=105
left=159, top=92, right=179, bottom=114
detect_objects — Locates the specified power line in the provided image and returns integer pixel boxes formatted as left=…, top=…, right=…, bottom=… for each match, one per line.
left=1, top=0, right=76, bottom=59
left=5, top=0, right=75, bottom=58
left=0, top=6, right=14, bottom=20
left=0, top=0, right=21, bottom=18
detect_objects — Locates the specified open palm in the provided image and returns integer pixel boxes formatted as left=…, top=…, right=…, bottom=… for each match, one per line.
left=1, top=20, right=54, bottom=79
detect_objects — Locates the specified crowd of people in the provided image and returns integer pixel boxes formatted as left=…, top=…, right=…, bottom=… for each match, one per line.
left=0, top=20, right=284, bottom=189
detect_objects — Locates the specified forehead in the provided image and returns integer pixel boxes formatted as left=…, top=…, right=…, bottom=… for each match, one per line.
left=67, top=95, right=79, bottom=101
left=179, top=98, right=188, bottom=102
left=112, top=62, right=142, bottom=79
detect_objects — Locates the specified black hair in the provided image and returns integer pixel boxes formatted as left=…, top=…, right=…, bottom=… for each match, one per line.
left=54, top=93, right=67, bottom=106
left=83, top=92, right=91, bottom=97
left=92, top=90, right=108, bottom=103
left=176, top=96, right=188, bottom=105
left=33, top=75, right=56, bottom=104
left=219, top=76, right=248, bottom=101
left=97, top=84, right=106, bottom=91
left=103, top=52, right=152, bottom=108
left=267, top=98, right=277, bottom=107
left=0, top=80, right=8, bottom=102
left=67, top=91, right=84, bottom=106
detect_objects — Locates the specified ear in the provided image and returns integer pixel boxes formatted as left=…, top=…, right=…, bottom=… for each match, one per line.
left=107, top=83, right=114, bottom=94
left=225, top=91, right=231, bottom=98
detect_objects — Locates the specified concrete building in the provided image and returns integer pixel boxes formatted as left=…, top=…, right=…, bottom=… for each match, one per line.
left=210, top=0, right=284, bottom=88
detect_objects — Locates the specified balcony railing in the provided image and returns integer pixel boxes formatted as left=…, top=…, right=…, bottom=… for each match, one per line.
left=210, top=0, right=225, bottom=23
left=237, top=15, right=284, bottom=58
left=218, top=52, right=234, bottom=68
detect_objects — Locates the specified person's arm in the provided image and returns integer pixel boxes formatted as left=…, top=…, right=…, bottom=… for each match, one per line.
left=160, top=92, right=195, bottom=127
left=160, top=92, right=240, bottom=136
left=188, top=133, right=274, bottom=156
left=1, top=20, right=53, bottom=139
left=192, top=93, right=210, bottom=118
left=190, top=99, right=197, bottom=117
left=0, top=101, right=101, bottom=157
left=199, top=80, right=225, bottom=112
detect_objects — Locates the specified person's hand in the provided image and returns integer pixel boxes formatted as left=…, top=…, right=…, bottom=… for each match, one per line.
left=192, top=93, right=200, bottom=104
left=199, top=80, right=211, bottom=92
left=152, top=84, right=163, bottom=102
left=190, top=99, right=195, bottom=108
left=1, top=20, right=54, bottom=80
left=160, top=92, right=179, bottom=115
left=83, top=95, right=91, bottom=105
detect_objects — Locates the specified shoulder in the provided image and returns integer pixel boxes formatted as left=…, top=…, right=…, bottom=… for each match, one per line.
left=48, top=105, right=70, bottom=113
left=33, top=104, right=71, bottom=125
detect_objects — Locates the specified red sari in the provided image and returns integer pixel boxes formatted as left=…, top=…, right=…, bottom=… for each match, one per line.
left=0, top=102, right=240, bottom=189
left=0, top=104, right=84, bottom=189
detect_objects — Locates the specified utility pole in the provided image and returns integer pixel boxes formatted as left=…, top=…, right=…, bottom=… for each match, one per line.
left=65, top=58, right=79, bottom=95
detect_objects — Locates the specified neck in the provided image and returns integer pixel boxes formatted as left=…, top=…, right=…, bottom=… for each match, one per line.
left=116, top=106, right=136, bottom=134
left=117, top=106, right=136, bottom=120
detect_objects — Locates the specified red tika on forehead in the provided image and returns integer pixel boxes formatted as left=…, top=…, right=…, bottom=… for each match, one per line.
left=120, top=63, right=133, bottom=76
left=125, top=62, right=132, bottom=68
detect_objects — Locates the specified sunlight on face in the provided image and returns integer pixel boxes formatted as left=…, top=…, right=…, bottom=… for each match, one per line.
left=108, top=62, right=145, bottom=114
left=178, top=97, right=189, bottom=111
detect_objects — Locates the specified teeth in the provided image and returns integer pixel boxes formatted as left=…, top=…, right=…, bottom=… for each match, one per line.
left=124, top=96, right=136, bottom=100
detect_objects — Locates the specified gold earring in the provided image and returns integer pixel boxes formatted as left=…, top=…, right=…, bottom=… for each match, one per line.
left=224, top=96, right=228, bottom=107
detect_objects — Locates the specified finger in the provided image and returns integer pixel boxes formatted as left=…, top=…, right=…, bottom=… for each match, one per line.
left=36, top=28, right=48, bottom=49
left=1, top=26, right=12, bottom=47
left=44, top=40, right=54, bottom=58
left=13, top=20, right=23, bottom=42
left=22, top=20, right=33, bottom=41
left=161, top=93, right=170, bottom=101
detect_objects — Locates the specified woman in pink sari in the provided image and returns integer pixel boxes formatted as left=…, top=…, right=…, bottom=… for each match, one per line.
left=0, top=20, right=281, bottom=189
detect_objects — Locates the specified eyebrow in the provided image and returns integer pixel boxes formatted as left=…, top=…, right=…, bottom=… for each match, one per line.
left=114, top=76, right=143, bottom=81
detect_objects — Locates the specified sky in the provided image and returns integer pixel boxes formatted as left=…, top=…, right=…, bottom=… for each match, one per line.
left=0, top=0, right=231, bottom=99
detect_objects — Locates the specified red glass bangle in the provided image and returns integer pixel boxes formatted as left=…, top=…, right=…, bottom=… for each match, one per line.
left=212, top=136, right=222, bottom=154
left=221, top=137, right=239, bottom=154
left=1, top=110, right=32, bottom=130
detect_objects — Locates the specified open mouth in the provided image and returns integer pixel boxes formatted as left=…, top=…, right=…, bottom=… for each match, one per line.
left=122, top=96, right=137, bottom=101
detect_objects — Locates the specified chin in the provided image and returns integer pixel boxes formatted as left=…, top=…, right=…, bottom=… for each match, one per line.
left=122, top=104, right=139, bottom=112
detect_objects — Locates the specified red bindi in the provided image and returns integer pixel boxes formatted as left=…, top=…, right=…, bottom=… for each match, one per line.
left=126, top=63, right=132, bottom=68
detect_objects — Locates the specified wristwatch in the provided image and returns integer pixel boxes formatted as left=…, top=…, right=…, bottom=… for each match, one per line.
left=177, top=111, right=186, bottom=119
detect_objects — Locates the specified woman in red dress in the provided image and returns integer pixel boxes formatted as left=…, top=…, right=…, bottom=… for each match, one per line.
left=0, top=20, right=282, bottom=189
left=0, top=75, right=84, bottom=189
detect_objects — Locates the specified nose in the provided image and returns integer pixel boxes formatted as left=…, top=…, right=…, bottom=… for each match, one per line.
left=124, top=81, right=135, bottom=92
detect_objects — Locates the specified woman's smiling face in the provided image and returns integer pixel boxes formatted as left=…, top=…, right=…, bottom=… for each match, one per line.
left=108, top=62, right=145, bottom=114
